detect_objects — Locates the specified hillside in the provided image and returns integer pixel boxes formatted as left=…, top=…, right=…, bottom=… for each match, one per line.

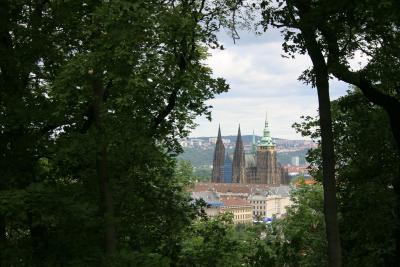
left=178, top=147, right=309, bottom=168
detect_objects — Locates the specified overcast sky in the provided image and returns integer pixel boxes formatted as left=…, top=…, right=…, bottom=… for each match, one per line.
left=190, top=29, right=351, bottom=140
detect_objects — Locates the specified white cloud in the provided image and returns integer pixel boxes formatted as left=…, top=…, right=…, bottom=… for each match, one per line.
left=191, top=30, right=349, bottom=139
left=192, top=95, right=319, bottom=139
left=207, top=42, right=314, bottom=98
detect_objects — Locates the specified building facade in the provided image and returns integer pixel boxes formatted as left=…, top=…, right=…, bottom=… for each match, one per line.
left=248, top=188, right=292, bottom=219
left=220, top=198, right=253, bottom=224
left=212, top=114, right=289, bottom=185
left=191, top=183, right=292, bottom=223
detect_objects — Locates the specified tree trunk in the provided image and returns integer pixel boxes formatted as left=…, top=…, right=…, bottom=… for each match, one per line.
left=315, top=67, right=342, bottom=267
left=300, top=27, right=342, bottom=267
left=320, top=23, right=400, bottom=265
left=0, top=215, right=5, bottom=265
left=91, top=73, right=116, bottom=256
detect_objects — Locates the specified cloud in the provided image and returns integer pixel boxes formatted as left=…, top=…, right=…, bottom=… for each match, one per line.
left=192, top=95, right=319, bottom=139
left=191, top=30, right=349, bottom=139
left=207, top=42, right=314, bottom=98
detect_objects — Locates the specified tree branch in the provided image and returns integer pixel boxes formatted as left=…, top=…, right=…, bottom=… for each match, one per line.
left=320, top=23, right=400, bottom=149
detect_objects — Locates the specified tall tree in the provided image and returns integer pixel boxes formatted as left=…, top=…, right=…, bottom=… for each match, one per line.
left=0, top=0, right=243, bottom=265
left=261, top=0, right=400, bottom=264
left=261, top=1, right=342, bottom=265
left=294, top=89, right=399, bottom=266
left=250, top=183, right=327, bottom=267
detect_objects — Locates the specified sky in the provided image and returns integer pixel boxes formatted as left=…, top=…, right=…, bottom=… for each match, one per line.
left=190, top=29, right=351, bottom=140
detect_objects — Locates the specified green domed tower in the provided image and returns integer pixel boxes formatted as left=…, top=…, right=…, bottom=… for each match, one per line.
left=256, top=112, right=280, bottom=185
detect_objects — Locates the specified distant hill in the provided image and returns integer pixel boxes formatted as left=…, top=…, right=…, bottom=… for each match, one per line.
left=190, top=135, right=287, bottom=144
left=178, top=147, right=309, bottom=167
left=179, top=135, right=313, bottom=181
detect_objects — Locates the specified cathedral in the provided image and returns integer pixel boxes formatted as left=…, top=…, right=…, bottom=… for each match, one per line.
left=211, top=114, right=289, bottom=185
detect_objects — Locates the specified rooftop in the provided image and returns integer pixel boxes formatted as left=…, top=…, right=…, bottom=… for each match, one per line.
left=191, top=182, right=271, bottom=194
left=220, top=197, right=251, bottom=207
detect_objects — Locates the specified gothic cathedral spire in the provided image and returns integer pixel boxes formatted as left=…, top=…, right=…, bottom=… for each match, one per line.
left=211, top=124, right=225, bottom=183
left=232, top=125, right=246, bottom=183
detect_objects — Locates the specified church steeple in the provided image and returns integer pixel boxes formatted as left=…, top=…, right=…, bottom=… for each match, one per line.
left=258, top=111, right=275, bottom=148
left=232, top=124, right=246, bottom=183
left=237, top=124, right=242, bottom=143
left=212, top=124, right=225, bottom=183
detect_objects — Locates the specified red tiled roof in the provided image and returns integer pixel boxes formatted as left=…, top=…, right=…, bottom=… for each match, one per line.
left=220, top=197, right=251, bottom=207
left=190, top=182, right=270, bottom=194
left=293, top=179, right=317, bottom=186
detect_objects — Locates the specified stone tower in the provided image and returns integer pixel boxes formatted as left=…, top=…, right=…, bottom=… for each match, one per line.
left=256, top=113, right=280, bottom=185
left=211, top=125, right=225, bottom=183
left=251, top=130, right=257, bottom=154
left=232, top=125, right=246, bottom=183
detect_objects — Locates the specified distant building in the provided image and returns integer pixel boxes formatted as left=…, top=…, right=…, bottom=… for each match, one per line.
left=192, top=191, right=222, bottom=218
left=220, top=198, right=253, bottom=224
left=192, top=182, right=270, bottom=196
left=190, top=183, right=292, bottom=223
left=212, top=113, right=289, bottom=185
left=248, top=185, right=292, bottom=219
left=286, top=166, right=309, bottom=177
left=291, top=156, right=300, bottom=166
left=209, top=137, right=218, bottom=144
left=209, top=137, right=230, bottom=145
left=190, top=138, right=203, bottom=147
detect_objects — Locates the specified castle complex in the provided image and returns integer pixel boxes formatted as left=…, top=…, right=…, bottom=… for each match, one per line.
left=211, top=114, right=289, bottom=185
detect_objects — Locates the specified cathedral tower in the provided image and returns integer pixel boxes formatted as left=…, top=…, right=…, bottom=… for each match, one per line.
left=251, top=130, right=257, bottom=154
left=232, top=125, right=246, bottom=183
left=256, top=113, right=280, bottom=185
left=211, top=125, right=225, bottom=183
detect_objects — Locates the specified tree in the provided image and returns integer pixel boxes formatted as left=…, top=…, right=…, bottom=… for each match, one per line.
left=0, top=0, right=244, bottom=265
left=175, top=160, right=197, bottom=185
left=0, top=1, right=94, bottom=264
left=294, top=89, right=399, bottom=266
left=177, top=213, right=249, bottom=267
left=250, top=183, right=327, bottom=267
left=260, top=1, right=342, bottom=265
left=260, top=0, right=400, bottom=264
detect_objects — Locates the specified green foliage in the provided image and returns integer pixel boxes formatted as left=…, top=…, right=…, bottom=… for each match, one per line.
left=193, top=167, right=212, bottom=182
left=176, top=159, right=212, bottom=183
left=250, top=184, right=327, bottom=267
left=177, top=213, right=254, bottom=267
left=178, top=147, right=215, bottom=167
left=0, top=0, right=245, bottom=265
left=293, top=89, right=399, bottom=266
left=175, top=160, right=197, bottom=185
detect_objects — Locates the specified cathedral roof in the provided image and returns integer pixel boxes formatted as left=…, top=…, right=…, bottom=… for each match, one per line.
left=220, top=197, right=251, bottom=207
